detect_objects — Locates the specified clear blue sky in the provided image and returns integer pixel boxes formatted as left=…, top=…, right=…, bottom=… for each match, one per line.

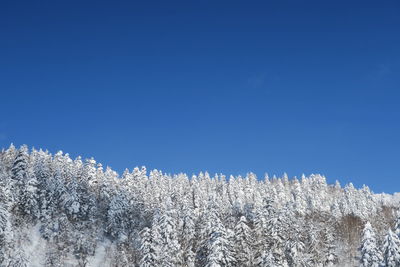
left=1, top=1, right=399, bottom=193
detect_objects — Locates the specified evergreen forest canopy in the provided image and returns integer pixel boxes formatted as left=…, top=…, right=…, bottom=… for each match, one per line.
left=1, top=145, right=400, bottom=267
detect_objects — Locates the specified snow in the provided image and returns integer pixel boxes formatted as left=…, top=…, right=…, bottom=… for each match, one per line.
left=1, top=144, right=400, bottom=266
left=86, top=241, right=111, bottom=267
left=24, top=225, right=46, bottom=267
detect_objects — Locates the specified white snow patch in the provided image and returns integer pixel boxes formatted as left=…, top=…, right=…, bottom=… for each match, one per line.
left=24, top=224, right=47, bottom=267
left=87, top=240, right=112, bottom=267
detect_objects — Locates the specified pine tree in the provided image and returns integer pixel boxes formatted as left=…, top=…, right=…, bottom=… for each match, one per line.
left=234, top=216, right=253, bottom=266
left=32, top=149, right=52, bottom=223
left=11, top=145, right=29, bottom=181
left=205, top=209, right=235, bottom=267
left=382, top=229, right=400, bottom=267
left=106, top=193, right=129, bottom=241
left=152, top=199, right=183, bottom=267
left=11, top=146, right=39, bottom=222
left=394, top=210, right=400, bottom=238
left=360, top=222, right=382, bottom=267
left=257, top=250, right=277, bottom=267
left=19, top=170, right=39, bottom=220
left=139, top=227, right=158, bottom=267
left=285, top=235, right=305, bottom=267
left=254, top=198, right=276, bottom=266
left=323, top=227, right=338, bottom=266
left=284, top=206, right=306, bottom=267
left=180, top=208, right=197, bottom=267
left=266, top=206, right=290, bottom=266
left=1, top=144, right=17, bottom=171
left=0, top=181, right=12, bottom=265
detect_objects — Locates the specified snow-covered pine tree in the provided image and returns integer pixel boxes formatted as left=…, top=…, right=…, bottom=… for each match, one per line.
left=1, top=144, right=17, bottom=171
left=180, top=207, right=197, bottom=267
left=323, top=225, right=338, bottom=266
left=0, top=179, right=12, bottom=265
left=139, top=227, right=158, bottom=267
left=304, top=222, right=321, bottom=265
left=254, top=198, right=276, bottom=266
left=10, top=146, right=39, bottom=223
left=266, top=205, right=290, bottom=266
left=18, top=168, right=39, bottom=221
left=205, top=208, right=235, bottom=267
left=152, top=198, right=183, bottom=267
left=283, top=203, right=307, bottom=267
left=360, top=222, right=382, bottom=267
left=11, top=145, right=29, bottom=181
left=234, top=215, right=253, bottom=266
left=285, top=229, right=306, bottom=267
left=394, top=210, right=400, bottom=238
left=106, top=193, right=129, bottom=241
left=382, top=228, right=400, bottom=267
left=32, top=149, right=52, bottom=223
left=257, top=250, right=276, bottom=267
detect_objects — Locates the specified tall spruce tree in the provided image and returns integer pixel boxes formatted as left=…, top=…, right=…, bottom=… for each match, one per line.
left=234, top=216, right=253, bottom=266
left=139, top=227, right=158, bottom=267
left=382, top=229, right=400, bottom=267
left=360, top=222, right=382, bottom=267
left=205, top=209, right=235, bottom=267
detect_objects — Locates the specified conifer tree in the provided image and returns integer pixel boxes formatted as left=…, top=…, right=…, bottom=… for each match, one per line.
left=382, top=229, right=400, bottom=267
left=153, top=198, right=183, bottom=267
left=360, top=222, right=382, bottom=267
left=267, top=206, right=290, bottom=266
left=234, top=216, right=253, bottom=266
left=139, top=227, right=158, bottom=267
left=11, top=145, right=29, bottom=181
left=205, top=209, right=235, bottom=267
left=180, top=208, right=196, bottom=267
left=323, top=227, right=338, bottom=266
left=394, top=210, right=400, bottom=238
left=0, top=181, right=12, bottom=265
left=11, top=146, right=39, bottom=222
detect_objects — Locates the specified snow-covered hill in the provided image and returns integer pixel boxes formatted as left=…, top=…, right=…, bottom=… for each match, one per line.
left=0, top=145, right=398, bottom=266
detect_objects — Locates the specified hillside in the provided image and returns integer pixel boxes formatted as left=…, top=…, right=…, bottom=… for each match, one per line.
left=0, top=145, right=399, bottom=266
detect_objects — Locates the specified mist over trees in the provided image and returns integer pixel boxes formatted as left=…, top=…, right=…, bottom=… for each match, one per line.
left=0, top=145, right=399, bottom=266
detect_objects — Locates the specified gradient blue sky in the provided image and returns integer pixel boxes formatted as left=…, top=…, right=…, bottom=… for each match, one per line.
left=1, top=1, right=399, bottom=193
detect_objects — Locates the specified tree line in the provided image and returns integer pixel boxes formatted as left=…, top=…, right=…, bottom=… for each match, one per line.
left=0, top=145, right=399, bottom=266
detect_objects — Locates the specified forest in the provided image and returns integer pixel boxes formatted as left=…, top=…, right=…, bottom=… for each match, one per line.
left=1, top=145, right=400, bottom=267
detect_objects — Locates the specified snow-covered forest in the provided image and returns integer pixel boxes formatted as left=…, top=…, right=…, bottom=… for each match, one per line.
left=1, top=145, right=400, bottom=267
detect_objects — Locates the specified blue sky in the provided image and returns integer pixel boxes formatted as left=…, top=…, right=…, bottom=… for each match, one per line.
left=1, top=1, right=399, bottom=193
